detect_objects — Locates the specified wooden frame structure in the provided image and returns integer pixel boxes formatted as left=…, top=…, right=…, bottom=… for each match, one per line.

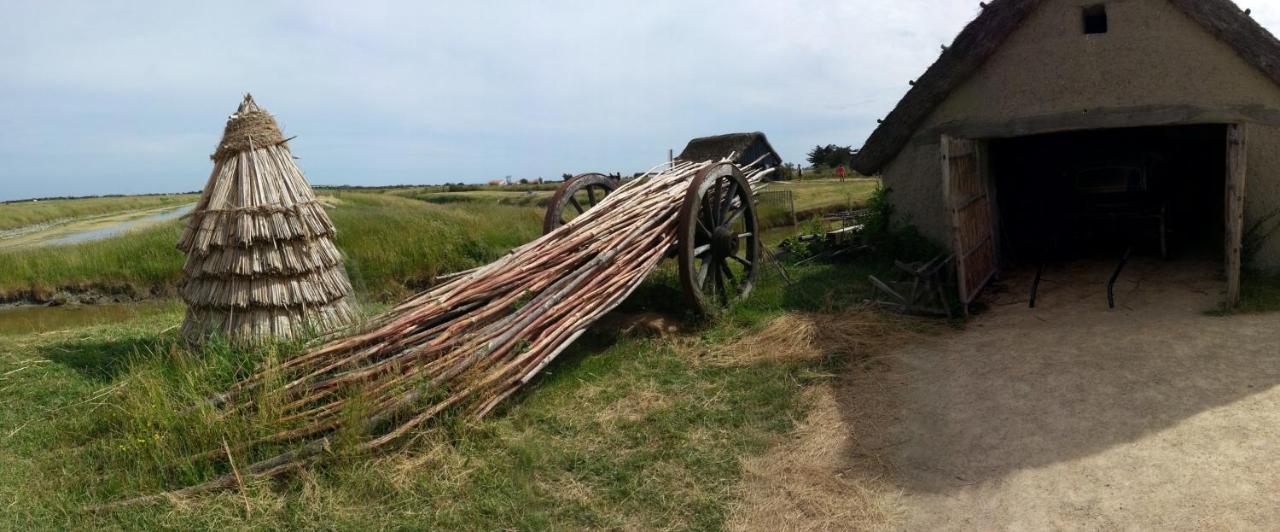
left=941, top=124, right=1250, bottom=309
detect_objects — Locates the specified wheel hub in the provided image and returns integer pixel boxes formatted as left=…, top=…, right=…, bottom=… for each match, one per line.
left=711, top=226, right=739, bottom=257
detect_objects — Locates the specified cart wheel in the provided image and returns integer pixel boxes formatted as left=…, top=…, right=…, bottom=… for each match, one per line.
left=678, top=163, right=759, bottom=314
left=542, top=173, right=618, bottom=234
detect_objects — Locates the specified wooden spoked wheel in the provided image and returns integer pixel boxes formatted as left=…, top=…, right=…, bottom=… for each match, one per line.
left=542, top=173, right=618, bottom=234
left=677, top=163, right=759, bottom=314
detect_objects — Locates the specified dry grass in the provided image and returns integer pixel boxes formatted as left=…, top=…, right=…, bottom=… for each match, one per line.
left=710, top=310, right=930, bottom=531
left=728, top=385, right=905, bottom=532
left=597, top=385, right=673, bottom=424
left=702, top=308, right=921, bottom=367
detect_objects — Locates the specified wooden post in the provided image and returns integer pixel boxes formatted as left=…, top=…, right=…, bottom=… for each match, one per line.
left=789, top=190, right=798, bottom=228
left=942, top=135, right=968, bottom=315
left=1226, top=124, right=1248, bottom=307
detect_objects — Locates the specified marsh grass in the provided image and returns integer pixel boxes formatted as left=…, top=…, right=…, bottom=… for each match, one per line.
left=410, top=190, right=555, bottom=208
left=0, top=191, right=544, bottom=303
left=0, top=182, right=867, bottom=303
left=0, top=222, right=186, bottom=300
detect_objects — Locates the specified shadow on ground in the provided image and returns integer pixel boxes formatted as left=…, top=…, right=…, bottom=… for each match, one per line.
left=835, top=258, right=1280, bottom=528
left=39, top=334, right=165, bottom=381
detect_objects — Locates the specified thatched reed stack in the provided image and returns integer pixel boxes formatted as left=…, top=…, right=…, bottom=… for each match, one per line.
left=178, top=94, right=354, bottom=345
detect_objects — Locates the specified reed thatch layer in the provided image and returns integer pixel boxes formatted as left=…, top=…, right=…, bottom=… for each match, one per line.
left=181, top=202, right=335, bottom=250
left=180, top=299, right=355, bottom=344
left=179, top=94, right=354, bottom=345
left=181, top=266, right=353, bottom=308
left=182, top=238, right=343, bottom=278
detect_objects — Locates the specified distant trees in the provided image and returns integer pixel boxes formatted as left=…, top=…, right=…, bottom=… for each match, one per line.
left=806, top=144, right=857, bottom=169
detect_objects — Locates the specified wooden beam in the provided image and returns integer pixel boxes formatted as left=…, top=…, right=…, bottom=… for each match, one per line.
left=1226, top=123, right=1249, bottom=307
left=912, top=104, right=1280, bottom=149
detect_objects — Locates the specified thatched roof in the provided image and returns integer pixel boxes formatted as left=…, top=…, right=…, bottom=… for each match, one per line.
left=178, top=94, right=354, bottom=345
left=852, top=0, right=1280, bottom=175
left=677, top=132, right=781, bottom=166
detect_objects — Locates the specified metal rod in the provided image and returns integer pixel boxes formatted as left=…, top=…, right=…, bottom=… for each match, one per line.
left=1107, top=246, right=1133, bottom=310
left=1029, top=261, right=1045, bottom=308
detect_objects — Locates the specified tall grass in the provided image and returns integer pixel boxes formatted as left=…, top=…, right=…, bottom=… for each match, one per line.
left=0, top=192, right=544, bottom=302
left=0, top=222, right=185, bottom=299
left=328, top=192, right=543, bottom=300
left=0, top=195, right=196, bottom=231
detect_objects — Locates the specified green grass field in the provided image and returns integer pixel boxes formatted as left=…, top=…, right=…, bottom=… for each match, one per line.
left=0, top=179, right=910, bottom=528
left=0, top=254, right=899, bottom=529
left=0, top=195, right=196, bottom=232
left=406, top=190, right=555, bottom=207
left=771, top=178, right=879, bottom=215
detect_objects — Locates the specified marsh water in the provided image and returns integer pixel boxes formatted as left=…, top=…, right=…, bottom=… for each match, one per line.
left=0, top=203, right=194, bottom=250
left=43, top=204, right=193, bottom=246
left=0, top=300, right=179, bottom=336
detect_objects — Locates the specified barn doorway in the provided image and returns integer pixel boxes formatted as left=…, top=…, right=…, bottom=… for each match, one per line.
left=943, top=124, right=1248, bottom=310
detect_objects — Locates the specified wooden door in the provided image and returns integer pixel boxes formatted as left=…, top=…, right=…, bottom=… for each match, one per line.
left=1226, top=124, right=1248, bottom=307
left=942, top=135, right=998, bottom=313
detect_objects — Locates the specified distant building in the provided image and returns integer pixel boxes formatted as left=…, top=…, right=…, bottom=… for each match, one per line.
left=676, top=132, right=785, bottom=180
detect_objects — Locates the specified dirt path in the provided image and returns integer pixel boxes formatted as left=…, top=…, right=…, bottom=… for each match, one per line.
left=890, top=259, right=1280, bottom=530
left=731, top=258, right=1280, bottom=530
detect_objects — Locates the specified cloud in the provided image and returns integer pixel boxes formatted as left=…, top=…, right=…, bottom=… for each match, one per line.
left=1, top=1, right=1278, bottom=200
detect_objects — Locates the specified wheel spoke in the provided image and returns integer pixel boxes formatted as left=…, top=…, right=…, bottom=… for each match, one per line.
left=711, top=178, right=724, bottom=225
left=729, top=254, right=752, bottom=268
left=714, top=262, right=728, bottom=302
left=697, top=259, right=711, bottom=289
left=696, top=218, right=712, bottom=238
left=723, top=205, right=746, bottom=227
left=693, top=244, right=712, bottom=257
left=570, top=197, right=585, bottom=214
left=737, top=232, right=753, bottom=239
left=702, top=191, right=717, bottom=228
left=719, top=180, right=738, bottom=224
left=720, top=260, right=737, bottom=285
left=587, top=186, right=597, bottom=206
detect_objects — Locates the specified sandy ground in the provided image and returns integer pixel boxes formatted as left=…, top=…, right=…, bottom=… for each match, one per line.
left=734, top=258, right=1280, bottom=531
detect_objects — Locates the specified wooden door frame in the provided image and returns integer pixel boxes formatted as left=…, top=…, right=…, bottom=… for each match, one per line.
left=941, top=124, right=1247, bottom=310
left=1226, top=123, right=1248, bottom=307
left=942, top=134, right=1000, bottom=314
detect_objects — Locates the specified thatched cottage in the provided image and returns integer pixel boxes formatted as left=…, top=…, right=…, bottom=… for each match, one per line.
left=678, top=132, right=784, bottom=178
left=851, top=0, right=1280, bottom=306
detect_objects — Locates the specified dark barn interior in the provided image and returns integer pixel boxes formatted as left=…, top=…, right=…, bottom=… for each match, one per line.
left=990, top=125, right=1227, bottom=266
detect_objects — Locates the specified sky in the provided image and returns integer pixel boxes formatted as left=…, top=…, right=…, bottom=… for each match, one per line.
left=2, top=1, right=1279, bottom=202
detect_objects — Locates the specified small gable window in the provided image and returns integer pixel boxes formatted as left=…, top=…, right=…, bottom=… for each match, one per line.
left=1083, top=4, right=1108, bottom=34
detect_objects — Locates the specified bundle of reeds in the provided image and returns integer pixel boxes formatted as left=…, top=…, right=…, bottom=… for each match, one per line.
left=107, top=157, right=772, bottom=508
left=178, top=94, right=355, bottom=345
